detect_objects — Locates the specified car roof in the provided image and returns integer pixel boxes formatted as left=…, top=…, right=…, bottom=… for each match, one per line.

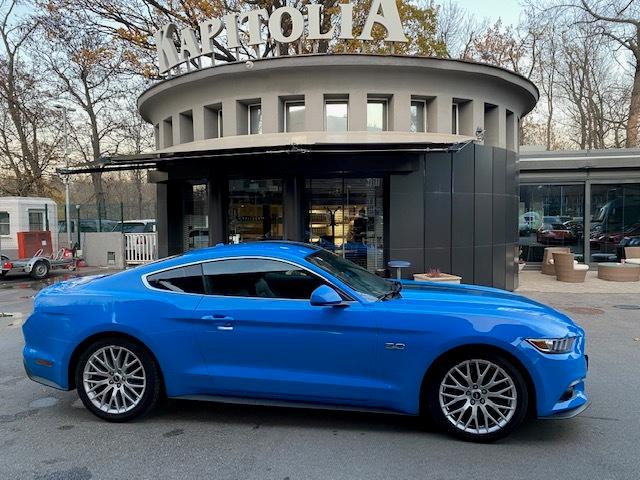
left=181, top=241, right=321, bottom=261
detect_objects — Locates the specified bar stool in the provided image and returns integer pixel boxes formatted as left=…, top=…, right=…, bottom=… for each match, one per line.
left=388, top=260, right=411, bottom=280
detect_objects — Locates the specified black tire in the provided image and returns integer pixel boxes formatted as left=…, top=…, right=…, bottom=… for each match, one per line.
left=425, top=351, right=529, bottom=443
left=75, top=337, right=162, bottom=422
left=30, top=260, right=49, bottom=279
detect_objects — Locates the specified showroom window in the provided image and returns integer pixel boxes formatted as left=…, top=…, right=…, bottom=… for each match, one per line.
left=306, top=177, right=384, bottom=272
left=202, top=259, right=326, bottom=299
left=0, top=211, right=9, bottom=235
left=146, top=264, right=205, bottom=294
left=325, top=99, right=348, bottom=132
left=519, top=184, right=585, bottom=263
left=248, top=104, right=262, bottom=135
left=367, top=98, right=388, bottom=132
left=284, top=101, right=305, bottom=133
left=410, top=100, right=426, bottom=133
left=590, top=183, right=640, bottom=262
left=228, top=179, right=283, bottom=243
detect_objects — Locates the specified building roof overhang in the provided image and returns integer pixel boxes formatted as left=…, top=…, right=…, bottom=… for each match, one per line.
left=58, top=132, right=474, bottom=175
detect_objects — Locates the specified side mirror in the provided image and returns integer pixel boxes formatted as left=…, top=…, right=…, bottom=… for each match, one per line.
left=310, top=285, right=343, bottom=307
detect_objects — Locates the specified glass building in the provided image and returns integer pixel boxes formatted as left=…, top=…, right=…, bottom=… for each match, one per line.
left=519, top=149, right=640, bottom=264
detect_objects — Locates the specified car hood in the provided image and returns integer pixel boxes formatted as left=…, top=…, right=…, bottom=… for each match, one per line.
left=376, top=281, right=581, bottom=337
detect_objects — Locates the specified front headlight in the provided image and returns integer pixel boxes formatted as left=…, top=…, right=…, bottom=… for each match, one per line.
left=526, top=336, right=577, bottom=354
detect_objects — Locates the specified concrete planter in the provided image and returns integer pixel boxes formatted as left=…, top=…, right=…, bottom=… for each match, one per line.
left=413, top=273, right=462, bottom=284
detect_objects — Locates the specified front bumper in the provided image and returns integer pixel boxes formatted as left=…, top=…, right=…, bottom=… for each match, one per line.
left=520, top=338, right=589, bottom=418
left=539, top=399, right=591, bottom=419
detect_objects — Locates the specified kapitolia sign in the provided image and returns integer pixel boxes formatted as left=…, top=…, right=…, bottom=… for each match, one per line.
left=156, top=0, right=408, bottom=75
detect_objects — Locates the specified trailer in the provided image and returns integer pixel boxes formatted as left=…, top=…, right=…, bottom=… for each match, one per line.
left=1, top=248, right=76, bottom=280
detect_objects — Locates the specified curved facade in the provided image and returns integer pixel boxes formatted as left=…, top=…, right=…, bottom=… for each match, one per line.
left=138, top=54, right=538, bottom=290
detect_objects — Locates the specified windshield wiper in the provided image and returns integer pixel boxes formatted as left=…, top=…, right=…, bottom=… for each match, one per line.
left=378, top=281, right=402, bottom=301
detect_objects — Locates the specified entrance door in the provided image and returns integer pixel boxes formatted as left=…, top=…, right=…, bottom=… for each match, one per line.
left=306, top=178, right=384, bottom=272
left=228, top=179, right=284, bottom=243
left=194, top=257, right=378, bottom=404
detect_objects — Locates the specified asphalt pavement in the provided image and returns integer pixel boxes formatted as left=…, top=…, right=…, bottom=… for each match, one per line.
left=0, top=272, right=639, bottom=480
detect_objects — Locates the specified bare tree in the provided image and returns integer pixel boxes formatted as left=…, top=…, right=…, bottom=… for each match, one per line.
left=0, top=0, right=59, bottom=195
left=40, top=7, right=132, bottom=215
left=572, top=0, right=640, bottom=147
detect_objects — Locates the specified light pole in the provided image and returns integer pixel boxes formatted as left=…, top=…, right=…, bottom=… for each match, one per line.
left=54, top=104, right=76, bottom=248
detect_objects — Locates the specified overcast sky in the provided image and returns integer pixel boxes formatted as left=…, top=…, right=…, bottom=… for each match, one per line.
left=452, top=0, right=523, bottom=26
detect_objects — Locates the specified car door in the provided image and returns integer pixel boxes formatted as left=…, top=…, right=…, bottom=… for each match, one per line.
left=194, top=257, right=380, bottom=405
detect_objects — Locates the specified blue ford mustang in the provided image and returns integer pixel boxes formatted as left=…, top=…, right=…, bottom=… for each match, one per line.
left=22, top=241, right=588, bottom=442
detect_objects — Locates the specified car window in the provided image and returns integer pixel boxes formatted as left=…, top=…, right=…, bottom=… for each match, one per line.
left=147, top=264, right=205, bottom=294
left=202, top=259, right=327, bottom=299
left=306, top=249, right=391, bottom=300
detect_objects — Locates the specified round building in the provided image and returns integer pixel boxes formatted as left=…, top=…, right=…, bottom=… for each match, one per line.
left=137, top=54, right=538, bottom=290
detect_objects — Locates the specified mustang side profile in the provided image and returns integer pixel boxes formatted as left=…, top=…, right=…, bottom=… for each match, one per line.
left=22, top=241, right=589, bottom=442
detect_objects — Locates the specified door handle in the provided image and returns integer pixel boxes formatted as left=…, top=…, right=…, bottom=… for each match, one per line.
left=201, top=314, right=234, bottom=321
left=216, top=324, right=234, bottom=331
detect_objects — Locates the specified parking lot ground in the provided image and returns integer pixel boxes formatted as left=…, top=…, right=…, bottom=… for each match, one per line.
left=1, top=274, right=639, bottom=480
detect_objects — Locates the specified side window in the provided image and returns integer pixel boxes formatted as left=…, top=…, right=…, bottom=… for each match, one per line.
left=202, top=259, right=326, bottom=299
left=147, top=264, right=205, bottom=294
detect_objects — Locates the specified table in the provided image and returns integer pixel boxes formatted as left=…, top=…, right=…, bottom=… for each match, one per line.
left=597, top=262, right=640, bottom=282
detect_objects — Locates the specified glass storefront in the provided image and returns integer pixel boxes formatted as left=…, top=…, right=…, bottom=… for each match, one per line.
left=185, top=183, right=208, bottom=251
left=590, top=184, right=640, bottom=262
left=228, top=179, right=284, bottom=243
left=305, top=178, right=384, bottom=272
left=519, top=184, right=584, bottom=262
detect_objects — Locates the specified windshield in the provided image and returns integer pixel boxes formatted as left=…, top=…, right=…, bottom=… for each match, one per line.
left=306, top=249, right=395, bottom=300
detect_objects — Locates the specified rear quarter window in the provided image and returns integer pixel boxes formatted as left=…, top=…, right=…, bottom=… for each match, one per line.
left=146, top=264, right=205, bottom=294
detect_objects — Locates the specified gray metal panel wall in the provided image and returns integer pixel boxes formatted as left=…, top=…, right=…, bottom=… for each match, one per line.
left=492, top=148, right=507, bottom=290
left=451, top=145, right=475, bottom=282
left=474, top=145, right=494, bottom=286
left=425, top=152, right=452, bottom=273
left=388, top=164, right=425, bottom=277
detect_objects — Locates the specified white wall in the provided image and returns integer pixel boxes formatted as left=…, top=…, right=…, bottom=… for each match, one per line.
left=0, top=197, right=58, bottom=258
left=77, top=232, right=125, bottom=269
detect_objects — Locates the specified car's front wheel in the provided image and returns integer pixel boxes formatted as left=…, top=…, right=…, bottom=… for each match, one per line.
left=75, top=338, right=161, bottom=422
left=426, top=353, right=528, bottom=442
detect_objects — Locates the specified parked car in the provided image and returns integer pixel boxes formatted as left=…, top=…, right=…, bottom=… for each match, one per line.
left=59, top=219, right=118, bottom=233
left=111, top=220, right=156, bottom=233
left=536, top=223, right=575, bottom=244
left=22, top=241, right=589, bottom=442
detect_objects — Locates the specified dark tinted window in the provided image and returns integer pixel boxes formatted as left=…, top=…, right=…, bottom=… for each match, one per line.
left=147, top=264, right=205, bottom=294
left=203, top=259, right=325, bottom=299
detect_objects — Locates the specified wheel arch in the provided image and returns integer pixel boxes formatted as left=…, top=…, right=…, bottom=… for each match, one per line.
left=67, top=331, right=165, bottom=392
left=419, top=343, right=537, bottom=416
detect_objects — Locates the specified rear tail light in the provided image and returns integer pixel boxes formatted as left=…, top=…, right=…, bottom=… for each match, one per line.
left=2, top=261, right=12, bottom=270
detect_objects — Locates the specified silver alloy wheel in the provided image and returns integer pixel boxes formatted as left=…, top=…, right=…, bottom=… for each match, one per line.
left=83, top=345, right=146, bottom=415
left=438, top=359, right=517, bottom=435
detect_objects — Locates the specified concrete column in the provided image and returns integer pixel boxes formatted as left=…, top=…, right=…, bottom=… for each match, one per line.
left=506, top=110, right=518, bottom=151
left=172, top=114, right=180, bottom=146
left=193, top=106, right=205, bottom=141
left=484, top=104, right=499, bottom=147
left=305, top=92, right=324, bottom=131
left=392, top=92, right=411, bottom=132
left=427, top=96, right=452, bottom=134
left=349, top=92, right=367, bottom=131
left=262, top=95, right=279, bottom=134
left=207, top=175, right=228, bottom=245
left=222, top=98, right=239, bottom=136
left=497, top=106, right=507, bottom=149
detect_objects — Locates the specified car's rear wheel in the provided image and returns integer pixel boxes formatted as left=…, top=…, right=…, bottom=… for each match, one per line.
left=75, top=338, right=161, bottom=422
left=426, top=353, right=528, bottom=442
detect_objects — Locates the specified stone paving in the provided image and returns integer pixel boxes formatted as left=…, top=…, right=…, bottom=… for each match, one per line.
left=517, top=268, right=640, bottom=294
